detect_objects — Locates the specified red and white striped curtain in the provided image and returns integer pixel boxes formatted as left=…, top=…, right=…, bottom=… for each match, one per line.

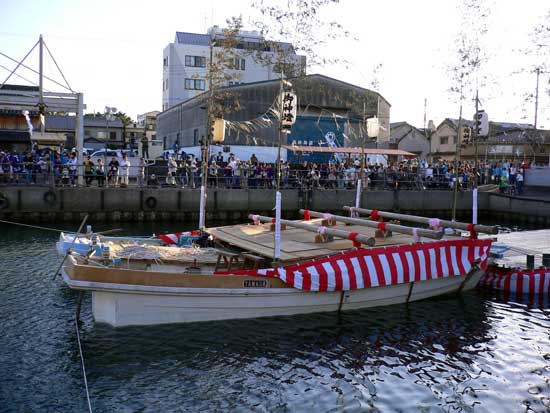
left=220, top=239, right=492, bottom=292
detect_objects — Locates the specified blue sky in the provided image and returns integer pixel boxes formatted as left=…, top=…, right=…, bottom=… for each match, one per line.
left=1, top=0, right=548, bottom=129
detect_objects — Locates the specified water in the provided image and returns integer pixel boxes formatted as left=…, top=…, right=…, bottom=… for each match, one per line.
left=1, top=224, right=549, bottom=412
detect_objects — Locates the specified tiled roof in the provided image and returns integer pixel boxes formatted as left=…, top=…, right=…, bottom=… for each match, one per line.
left=447, top=118, right=535, bottom=130
left=45, top=115, right=123, bottom=130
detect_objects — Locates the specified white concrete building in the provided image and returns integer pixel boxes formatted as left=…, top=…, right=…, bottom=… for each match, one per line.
left=162, top=26, right=306, bottom=110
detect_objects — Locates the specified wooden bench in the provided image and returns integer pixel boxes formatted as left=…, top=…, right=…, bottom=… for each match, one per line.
left=240, top=252, right=266, bottom=270
left=214, top=250, right=241, bottom=271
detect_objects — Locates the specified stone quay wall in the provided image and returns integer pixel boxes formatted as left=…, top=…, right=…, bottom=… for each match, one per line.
left=0, top=187, right=549, bottom=226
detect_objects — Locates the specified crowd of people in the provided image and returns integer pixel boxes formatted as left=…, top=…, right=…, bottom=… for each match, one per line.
left=0, top=146, right=536, bottom=195
left=0, top=148, right=137, bottom=188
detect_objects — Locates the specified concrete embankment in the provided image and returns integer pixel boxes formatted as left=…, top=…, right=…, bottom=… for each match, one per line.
left=0, top=186, right=549, bottom=225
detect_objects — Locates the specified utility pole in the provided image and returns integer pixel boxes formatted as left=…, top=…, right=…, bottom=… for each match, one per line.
left=534, top=67, right=540, bottom=129
left=423, top=98, right=427, bottom=131
left=358, top=101, right=366, bottom=209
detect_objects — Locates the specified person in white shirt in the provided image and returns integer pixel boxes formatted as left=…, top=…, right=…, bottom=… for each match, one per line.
left=167, top=156, right=177, bottom=186
left=67, top=152, right=78, bottom=187
left=120, top=154, right=131, bottom=187
left=516, top=171, right=524, bottom=194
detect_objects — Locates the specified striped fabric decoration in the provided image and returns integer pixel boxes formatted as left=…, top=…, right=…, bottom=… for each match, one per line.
left=219, top=239, right=492, bottom=292
left=157, top=231, right=200, bottom=245
left=479, top=267, right=550, bottom=295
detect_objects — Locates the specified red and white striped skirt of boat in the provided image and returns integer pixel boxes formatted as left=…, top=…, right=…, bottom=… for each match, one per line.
left=217, top=239, right=492, bottom=292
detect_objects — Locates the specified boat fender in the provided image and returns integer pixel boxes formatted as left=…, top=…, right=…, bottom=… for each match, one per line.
left=43, top=190, right=57, bottom=206
left=0, top=193, right=9, bottom=209
left=145, top=196, right=157, bottom=209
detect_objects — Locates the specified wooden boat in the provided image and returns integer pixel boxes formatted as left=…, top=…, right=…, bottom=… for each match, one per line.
left=60, top=210, right=495, bottom=327
left=56, top=230, right=200, bottom=256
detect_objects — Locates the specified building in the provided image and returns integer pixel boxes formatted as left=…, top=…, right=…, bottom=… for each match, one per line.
left=429, top=118, right=550, bottom=164
left=385, top=122, right=430, bottom=160
left=44, top=115, right=124, bottom=151
left=157, top=73, right=390, bottom=162
left=162, top=27, right=306, bottom=110
left=137, top=110, right=160, bottom=140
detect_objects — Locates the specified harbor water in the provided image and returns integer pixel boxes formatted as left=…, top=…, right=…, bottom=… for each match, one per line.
left=1, top=223, right=549, bottom=412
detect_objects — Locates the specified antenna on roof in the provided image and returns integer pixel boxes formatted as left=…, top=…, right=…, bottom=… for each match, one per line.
left=423, top=98, right=427, bottom=131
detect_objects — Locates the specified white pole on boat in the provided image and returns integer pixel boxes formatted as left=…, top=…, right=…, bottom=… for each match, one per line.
left=199, top=184, right=206, bottom=230
left=472, top=187, right=478, bottom=224
left=355, top=178, right=361, bottom=209
left=274, top=191, right=281, bottom=260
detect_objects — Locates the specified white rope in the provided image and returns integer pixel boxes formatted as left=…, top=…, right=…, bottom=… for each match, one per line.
left=75, top=317, right=93, bottom=413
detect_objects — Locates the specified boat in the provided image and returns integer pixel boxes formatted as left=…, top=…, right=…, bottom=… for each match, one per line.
left=56, top=228, right=201, bottom=256
left=478, top=229, right=550, bottom=296
left=60, top=209, right=495, bottom=327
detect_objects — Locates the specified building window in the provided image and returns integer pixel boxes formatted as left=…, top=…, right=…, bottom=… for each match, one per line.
left=185, top=55, right=206, bottom=67
left=232, top=57, right=245, bottom=71
left=193, top=129, right=199, bottom=146
left=110, top=131, right=117, bottom=140
left=185, top=78, right=205, bottom=90
left=440, top=136, right=448, bottom=145
left=452, top=136, right=457, bottom=144
left=163, top=57, right=168, bottom=67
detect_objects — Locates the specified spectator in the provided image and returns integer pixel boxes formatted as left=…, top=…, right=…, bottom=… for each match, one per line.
left=120, top=154, right=131, bottom=187
left=108, top=157, right=119, bottom=187
left=141, top=135, right=149, bottom=159
left=83, top=156, right=95, bottom=187
left=67, top=152, right=78, bottom=187
left=96, top=159, right=105, bottom=187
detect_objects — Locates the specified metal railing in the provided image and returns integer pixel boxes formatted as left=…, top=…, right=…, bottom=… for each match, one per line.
left=0, top=161, right=512, bottom=191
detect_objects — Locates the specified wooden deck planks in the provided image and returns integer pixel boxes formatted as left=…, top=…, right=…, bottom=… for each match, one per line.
left=206, top=220, right=415, bottom=261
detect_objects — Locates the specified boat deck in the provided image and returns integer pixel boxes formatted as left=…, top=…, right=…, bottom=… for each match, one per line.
left=488, top=229, right=550, bottom=269
left=207, top=219, right=417, bottom=263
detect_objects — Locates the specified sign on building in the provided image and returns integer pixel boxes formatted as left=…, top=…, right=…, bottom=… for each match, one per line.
left=281, top=91, right=297, bottom=129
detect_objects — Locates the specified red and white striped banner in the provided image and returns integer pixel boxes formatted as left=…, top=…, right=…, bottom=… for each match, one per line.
left=479, top=267, right=550, bottom=295
left=218, top=239, right=492, bottom=292
left=157, top=231, right=200, bottom=245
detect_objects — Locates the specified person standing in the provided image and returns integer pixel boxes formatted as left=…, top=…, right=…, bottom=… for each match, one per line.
left=96, top=159, right=105, bottom=187
left=137, top=157, right=146, bottom=187
left=108, top=157, right=120, bottom=187
left=167, top=156, right=177, bottom=186
left=120, top=154, right=131, bottom=187
left=141, top=135, right=149, bottom=159
left=84, top=156, right=95, bottom=187
left=516, top=170, right=524, bottom=195
left=67, top=152, right=78, bottom=187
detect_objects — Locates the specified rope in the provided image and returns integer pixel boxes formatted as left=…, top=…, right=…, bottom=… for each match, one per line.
left=0, top=219, right=69, bottom=233
left=74, top=317, right=93, bottom=413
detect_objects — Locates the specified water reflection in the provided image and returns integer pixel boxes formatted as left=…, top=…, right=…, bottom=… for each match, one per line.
left=1, top=225, right=549, bottom=412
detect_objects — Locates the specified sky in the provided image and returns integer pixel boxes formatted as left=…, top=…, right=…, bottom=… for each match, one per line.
left=0, top=0, right=549, bottom=129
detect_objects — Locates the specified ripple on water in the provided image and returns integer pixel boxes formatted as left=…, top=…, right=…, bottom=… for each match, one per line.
left=1, top=226, right=550, bottom=412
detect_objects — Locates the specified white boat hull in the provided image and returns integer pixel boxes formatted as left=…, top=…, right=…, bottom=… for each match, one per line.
left=62, top=268, right=483, bottom=327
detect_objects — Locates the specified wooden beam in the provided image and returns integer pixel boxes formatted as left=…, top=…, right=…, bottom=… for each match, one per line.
left=300, top=209, right=444, bottom=240
left=343, top=206, right=498, bottom=235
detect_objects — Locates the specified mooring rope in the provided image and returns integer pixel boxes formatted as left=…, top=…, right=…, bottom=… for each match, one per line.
left=0, top=219, right=68, bottom=233
left=75, top=317, right=93, bottom=413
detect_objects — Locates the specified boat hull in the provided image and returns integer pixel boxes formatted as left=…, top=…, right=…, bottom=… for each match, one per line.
left=62, top=267, right=483, bottom=327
